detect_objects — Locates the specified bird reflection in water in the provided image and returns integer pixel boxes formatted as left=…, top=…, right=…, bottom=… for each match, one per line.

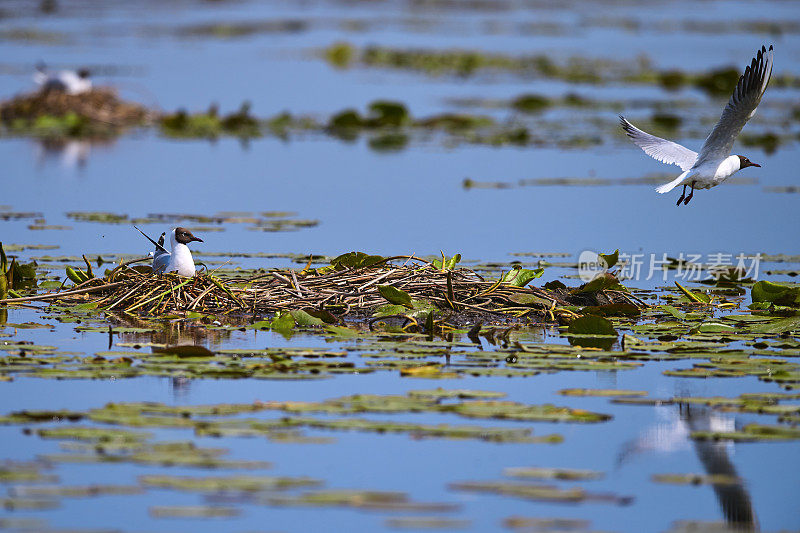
left=109, top=314, right=244, bottom=401
left=618, top=403, right=757, bottom=530
left=170, top=376, right=192, bottom=399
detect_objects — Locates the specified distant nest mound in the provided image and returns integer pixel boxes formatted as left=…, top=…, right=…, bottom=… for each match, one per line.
left=0, top=87, right=151, bottom=135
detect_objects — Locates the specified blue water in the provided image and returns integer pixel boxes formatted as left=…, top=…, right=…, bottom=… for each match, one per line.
left=1, top=0, right=799, bottom=531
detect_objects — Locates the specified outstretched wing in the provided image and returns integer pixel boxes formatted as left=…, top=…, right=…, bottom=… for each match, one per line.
left=696, top=45, right=774, bottom=165
left=619, top=116, right=697, bottom=171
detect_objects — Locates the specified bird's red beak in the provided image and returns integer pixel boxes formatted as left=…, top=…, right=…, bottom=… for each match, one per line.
left=191, top=236, right=204, bottom=243
left=751, top=162, right=761, bottom=168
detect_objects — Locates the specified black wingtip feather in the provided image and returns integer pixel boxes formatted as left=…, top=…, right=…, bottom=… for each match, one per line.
left=134, top=225, right=168, bottom=254
left=618, top=115, right=634, bottom=137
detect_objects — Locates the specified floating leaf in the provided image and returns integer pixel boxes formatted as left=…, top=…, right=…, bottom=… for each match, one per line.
left=748, top=316, right=800, bottom=335
left=139, top=474, right=321, bottom=493
left=566, top=316, right=617, bottom=336
left=659, top=305, right=686, bottom=319
left=501, top=267, right=544, bottom=287
left=674, top=282, right=711, bottom=303
left=324, top=325, right=359, bottom=337
left=506, top=293, right=552, bottom=307
left=271, top=313, right=296, bottom=331
left=751, top=281, right=800, bottom=308
left=574, top=273, right=627, bottom=294
left=651, top=473, right=741, bottom=486
left=378, top=285, right=413, bottom=308
left=290, top=310, right=325, bottom=327
left=432, top=252, right=461, bottom=271
left=689, top=322, right=736, bottom=334
left=301, top=308, right=338, bottom=324
left=503, top=467, right=603, bottom=481
left=599, top=249, right=619, bottom=269
left=330, top=252, right=384, bottom=269
left=150, top=506, right=240, bottom=518
left=153, top=345, right=215, bottom=358
left=691, top=423, right=800, bottom=442
left=558, top=389, right=646, bottom=397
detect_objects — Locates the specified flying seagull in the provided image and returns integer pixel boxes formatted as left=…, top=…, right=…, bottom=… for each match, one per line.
left=620, top=45, right=773, bottom=205
left=134, top=226, right=203, bottom=277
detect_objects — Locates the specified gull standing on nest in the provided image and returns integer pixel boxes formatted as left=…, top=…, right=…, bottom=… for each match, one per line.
left=135, top=227, right=203, bottom=277
left=34, top=62, right=92, bottom=95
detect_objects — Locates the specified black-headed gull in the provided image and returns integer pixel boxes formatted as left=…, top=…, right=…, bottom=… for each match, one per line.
left=620, top=45, right=773, bottom=206
left=135, top=226, right=203, bottom=277
left=33, top=63, right=92, bottom=95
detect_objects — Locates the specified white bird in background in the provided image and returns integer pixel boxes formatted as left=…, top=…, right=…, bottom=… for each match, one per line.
left=620, top=45, right=773, bottom=206
left=135, top=226, right=203, bottom=277
left=33, top=62, right=92, bottom=95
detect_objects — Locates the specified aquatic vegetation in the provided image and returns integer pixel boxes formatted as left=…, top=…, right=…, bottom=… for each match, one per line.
left=0, top=27, right=68, bottom=44
left=690, top=423, right=800, bottom=442
left=0, top=242, right=36, bottom=298
left=3, top=253, right=617, bottom=329
left=511, top=94, right=551, bottom=113
left=150, top=506, right=240, bottom=518
left=66, top=211, right=129, bottom=224
left=321, top=43, right=800, bottom=94
left=503, top=467, right=604, bottom=481
left=173, top=19, right=308, bottom=39
left=139, top=474, right=321, bottom=492
left=651, top=473, right=741, bottom=486
left=384, top=517, right=471, bottom=530
left=449, top=480, right=630, bottom=505
left=326, top=41, right=355, bottom=68
left=264, top=489, right=459, bottom=512
left=0, top=462, right=58, bottom=484
left=159, top=102, right=260, bottom=139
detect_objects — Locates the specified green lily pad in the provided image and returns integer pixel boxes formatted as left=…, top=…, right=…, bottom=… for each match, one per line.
left=150, top=506, right=240, bottom=518
left=501, top=267, right=544, bottom=287
left=691, top=423, right=800, bottom=442
left=330, top=252, right=384, bottom=269
left=651, top=473, right=741, bottom=486
left=290, top=309, right=325, bottom=327
left=153, top=345, right=215, bottom=358
left=575, top=273, right=627, bottom=294
left=751, top=280, right=800, bottom=307
left=566, top=316, right=617, bottom=336
left=378, top=284, right=413, bottom=308
left=503, top=467, right=603, bottom=481
left=139, top=474, right=321, bottom=492
left=558, top=389, right=646, bottom=397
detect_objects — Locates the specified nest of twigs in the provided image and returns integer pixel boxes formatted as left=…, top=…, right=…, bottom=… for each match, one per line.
left=0, top=87, right=150, bottom=128
left=6, top=258, right=644, bottom=326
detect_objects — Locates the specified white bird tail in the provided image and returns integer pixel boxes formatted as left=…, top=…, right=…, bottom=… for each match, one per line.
left=655, top=171, right=690, bottom=194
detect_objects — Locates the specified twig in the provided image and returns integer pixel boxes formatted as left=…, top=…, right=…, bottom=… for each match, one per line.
left=0, top=282, right=126, bottom=304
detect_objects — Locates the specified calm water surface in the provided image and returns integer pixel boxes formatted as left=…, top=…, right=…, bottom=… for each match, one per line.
left=1, top=0, right=798, bottom=531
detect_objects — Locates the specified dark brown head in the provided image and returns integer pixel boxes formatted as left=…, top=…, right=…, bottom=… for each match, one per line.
left=737, top=155, right=761, bottom=169
left=77, top=68, right=90, bottom=79
left=174, top=227, right=203, bottom=245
